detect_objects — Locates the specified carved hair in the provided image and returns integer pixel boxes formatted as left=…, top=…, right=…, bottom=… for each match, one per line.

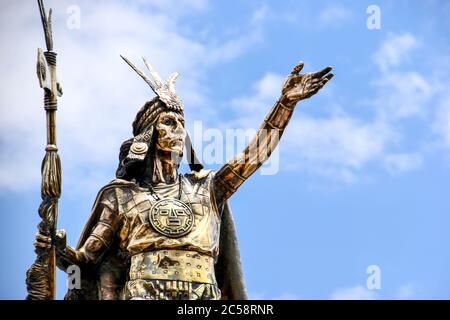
left=132, top=97, right=166, bottom=137
left=116, top=98, right=161, bottom=180
left=115, top=135, right=153, bottom=180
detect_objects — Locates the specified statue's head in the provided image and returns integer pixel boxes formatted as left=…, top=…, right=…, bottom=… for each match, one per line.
left=115, top=56, right=202, bottom=180
left=115, top=97, right=182, bottom=178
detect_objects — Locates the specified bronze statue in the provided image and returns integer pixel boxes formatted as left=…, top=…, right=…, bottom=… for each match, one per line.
left=27, top=0, right=333, bottom=300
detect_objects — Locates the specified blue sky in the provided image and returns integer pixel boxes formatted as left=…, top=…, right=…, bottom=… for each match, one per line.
left=1, top=0, right=450, bottom=299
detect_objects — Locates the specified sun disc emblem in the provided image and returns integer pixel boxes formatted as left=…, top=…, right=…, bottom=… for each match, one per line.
left=149, top=198, right=194, bottom=237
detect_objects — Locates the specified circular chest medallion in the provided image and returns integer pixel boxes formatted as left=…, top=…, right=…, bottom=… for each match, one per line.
left=149, top=198, right=194, bottom=238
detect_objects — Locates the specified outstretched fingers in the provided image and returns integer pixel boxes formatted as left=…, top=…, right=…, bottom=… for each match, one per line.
left=310, top=73, right=334, bottom=92
left=320, top=73, right=334, bottom=86
left=323, top=73, right=334, bottom=81
left=311, top=66, right=333, bottom=79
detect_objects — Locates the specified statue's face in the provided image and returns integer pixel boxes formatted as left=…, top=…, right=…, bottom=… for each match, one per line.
left=155, top=111, right=186, bottom=157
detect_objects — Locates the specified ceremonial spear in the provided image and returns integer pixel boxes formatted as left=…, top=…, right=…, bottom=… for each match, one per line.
left=26, top=0, right=63, bottom=300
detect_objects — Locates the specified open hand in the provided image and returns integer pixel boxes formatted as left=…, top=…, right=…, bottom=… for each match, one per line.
left=281, top=61, right=333, bottom=106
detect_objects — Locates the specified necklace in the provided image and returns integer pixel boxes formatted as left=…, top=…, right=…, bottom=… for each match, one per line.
left=143, top=174, right=183, bottom=201
left=143, top=174, right=195, bottom=238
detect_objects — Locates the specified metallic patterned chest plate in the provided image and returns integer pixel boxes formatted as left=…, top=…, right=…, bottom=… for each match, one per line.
left=148, top=198, right=194, bottom=238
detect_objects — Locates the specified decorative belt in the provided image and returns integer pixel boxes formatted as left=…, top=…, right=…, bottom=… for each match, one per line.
left=129, top=249, right=217, bottom=284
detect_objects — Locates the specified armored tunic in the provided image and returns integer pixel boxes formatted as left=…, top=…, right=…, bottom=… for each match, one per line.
left=78, top=169, right=222, bottom=299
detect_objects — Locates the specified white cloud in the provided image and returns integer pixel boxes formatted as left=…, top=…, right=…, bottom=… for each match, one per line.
left=249, top=291, right=300, bottom=300
left=372, top=71, right=432, bottom=121
left=330, top=286, right=378, bottom=300
left=277, top=292, right=301, bottom=300
left=395, top=284, right=415, bottom=300
left=373, top=33, right=418, bottom=72
left=0, top=0, right=266, bottom=192
left=371, top=34, right=433, bottom=122
left=133, top=0, right=209, bottom=14
left=372, top=34, right=450, bottom=155
left=319, top=5, right=352, bottom=27
left=283, top=115, right=395, bottom=183
left=248, top=291, right=268, bottom=300
left=331, top=284, right=417, bottom=300
left=384, top=153, right=423, bottom=174
left=287, top=116, right=391, bottom=169
left=250, top=4, right=269, bottom=26
left=205, top=7, right=266, bottom=65
left=231, top=73, right=284, bottom=115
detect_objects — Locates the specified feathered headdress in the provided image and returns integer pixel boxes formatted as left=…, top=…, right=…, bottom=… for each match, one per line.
left=121, top=56, right=183, bottom=114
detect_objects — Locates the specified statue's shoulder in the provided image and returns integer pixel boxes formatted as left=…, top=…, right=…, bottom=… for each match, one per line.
left=94, top=178, right=139, bottom=204
left=96, top=178, right=137, bottom=193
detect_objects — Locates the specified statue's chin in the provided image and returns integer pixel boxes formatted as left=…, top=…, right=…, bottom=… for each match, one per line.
left=172, top=148, right=184, bottom=158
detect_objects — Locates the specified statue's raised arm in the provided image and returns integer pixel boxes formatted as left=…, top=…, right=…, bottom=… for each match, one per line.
left=214, top=62, right=333, bottom=201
